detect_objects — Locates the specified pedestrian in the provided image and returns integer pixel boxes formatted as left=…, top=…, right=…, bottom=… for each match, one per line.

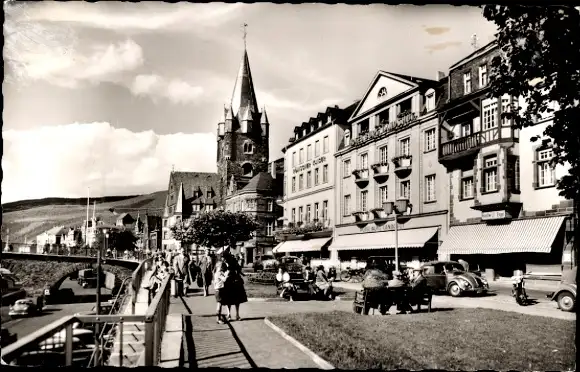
left=173, top=247, right=189, bottom=297
left=221, top=247, right=247, bottom=321
left=198, top=248, right=214, bottom=297
left=214, top=259, right=230, bottom=324
left=315, top=265, right=334, bottom=300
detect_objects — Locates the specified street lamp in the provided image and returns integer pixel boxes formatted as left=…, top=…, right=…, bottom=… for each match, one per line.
left=383, top=200, right=410, bottom=273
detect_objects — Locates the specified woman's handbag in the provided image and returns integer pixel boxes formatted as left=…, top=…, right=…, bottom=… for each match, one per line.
left=196, top=273, right=204, bottom=288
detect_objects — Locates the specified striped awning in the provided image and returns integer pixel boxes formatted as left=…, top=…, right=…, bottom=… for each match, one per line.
left=273, top=237, right=332, bottom=254
left=439, top=216, right=567, bottom=255
left=330, top=227, right=439, bottom=251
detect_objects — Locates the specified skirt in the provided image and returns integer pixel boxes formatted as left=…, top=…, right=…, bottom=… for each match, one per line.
left=221, top=276, right=247, bottom=306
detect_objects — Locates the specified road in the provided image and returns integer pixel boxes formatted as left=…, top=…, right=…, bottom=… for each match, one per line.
left=488, top=286, right=554, bottom=303
left=1, top=279, right=113, bottom=341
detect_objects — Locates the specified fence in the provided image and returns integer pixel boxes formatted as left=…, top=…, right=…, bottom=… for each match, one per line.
left=1, top=274, right=173, bottom=367
left=131, top=257, right=154, bottom=314
left=2, top=243, right=150, bottom=261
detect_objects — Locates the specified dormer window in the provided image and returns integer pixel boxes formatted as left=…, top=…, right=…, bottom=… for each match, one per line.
left=344, top=130, right=351, bottom=147
left=327, top=115, right=332, bottom=123
left=378, top=87, right=387, bottom=99
left=425, top=89, right=436, bottom=112
left=243, top=141, right=254, bottom=154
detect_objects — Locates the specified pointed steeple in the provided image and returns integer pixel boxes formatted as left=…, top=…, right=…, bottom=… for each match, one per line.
left=230, top=49, right=259, bottom=119
left=163, top=194, right=170, bottom=218
left=260, top=107, right=269, bottom=124
left=175, top=182, right=185, bottom=215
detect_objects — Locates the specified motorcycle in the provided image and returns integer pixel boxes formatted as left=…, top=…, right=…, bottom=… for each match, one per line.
left=511, top=274, right=528, bottom=306
left=340, top=267, right=365, bottom=283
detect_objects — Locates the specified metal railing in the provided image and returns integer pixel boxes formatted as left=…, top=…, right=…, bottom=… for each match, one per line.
left=131, top=257, right=154, bottom=314
left=1, top=268, right=172, bottom=368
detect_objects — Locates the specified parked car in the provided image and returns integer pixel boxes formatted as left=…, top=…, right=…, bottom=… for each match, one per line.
left=9, top=298, right=40, bottom=317
left=420, top=261, right=489, bottom=297
left=1, top=328, right=17, bottom=347
left=547, top=266, right=576, bottom=312
left=253, top=254, right=277, bottom=272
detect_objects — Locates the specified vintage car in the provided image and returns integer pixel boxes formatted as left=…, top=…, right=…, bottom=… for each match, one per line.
left=9, top=298, right=40, bottom=317
left=420, top=261, right=489, bottom=297
left=253, top=254, right=277, bottom=272
left=547, top=267, right=576, bottom=312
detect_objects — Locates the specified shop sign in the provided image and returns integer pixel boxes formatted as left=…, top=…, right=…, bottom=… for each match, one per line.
left=361, top=223, right=403, bottom=233
left=482, top=210, right=511, bottom=221
left=293, top=156, right=327, bottom=173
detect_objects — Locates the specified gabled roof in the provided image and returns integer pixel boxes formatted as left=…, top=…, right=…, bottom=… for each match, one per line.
left=169, top=172, right=220, bottom=203
left=44, top=226, right=67, bottom=236
left=349, top=71, right=438, bottom=121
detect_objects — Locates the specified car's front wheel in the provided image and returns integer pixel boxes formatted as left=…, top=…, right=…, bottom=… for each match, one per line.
left=557, top=291, right=576, bottom=312
left=448, top=283, right=462, bottom=297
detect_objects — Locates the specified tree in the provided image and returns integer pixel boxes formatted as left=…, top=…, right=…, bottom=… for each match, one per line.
left=171, top=210, right=259, bottom=251
left=109, top=229, right=138, bottom=252
left=483, top=5, right=580, bottom=258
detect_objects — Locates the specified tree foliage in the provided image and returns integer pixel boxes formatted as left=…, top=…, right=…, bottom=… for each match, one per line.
left=171, top=210, right=259, bottom=249
left=483, top=5, right=580, bottom=202
left=109, top=229, right=138, bottom=252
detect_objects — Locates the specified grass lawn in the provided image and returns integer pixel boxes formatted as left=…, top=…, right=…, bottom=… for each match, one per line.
left=268, top=309, right=576, bottom=371
left=244, top=280, right=355, bottom=299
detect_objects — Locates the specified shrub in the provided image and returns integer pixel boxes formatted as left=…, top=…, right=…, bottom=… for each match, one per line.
left=246, top=271, right=276, bottom=284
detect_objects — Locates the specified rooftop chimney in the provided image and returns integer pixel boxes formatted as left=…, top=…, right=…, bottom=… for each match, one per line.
left=437, top=71, right=446, bottom=81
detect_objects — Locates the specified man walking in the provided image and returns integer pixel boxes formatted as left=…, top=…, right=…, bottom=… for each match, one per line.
left=199, top=249, right=214, bottom=297
left=173, top=247, right=189, bottom=297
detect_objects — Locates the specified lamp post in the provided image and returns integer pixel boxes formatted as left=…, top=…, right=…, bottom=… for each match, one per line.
left=383, top=199, right=410, bottom=273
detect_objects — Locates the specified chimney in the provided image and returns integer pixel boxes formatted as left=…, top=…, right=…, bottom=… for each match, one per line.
left=437, top=71, right=446, bottom=81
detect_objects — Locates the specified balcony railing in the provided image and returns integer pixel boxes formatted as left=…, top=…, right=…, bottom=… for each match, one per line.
left=440, top=128, right=502, bottom=158
left=392, top=155, right=412, bottom=174
left=352, top=169, right=370, bottom=183
left=274, top=220, right=332, bottom=238
left=371, top=162, right=389, bottom=176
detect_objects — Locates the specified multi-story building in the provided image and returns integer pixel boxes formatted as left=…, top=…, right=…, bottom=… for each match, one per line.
left=330, top=71, right=449, bottom=267
left=135, top=213, right=162, bottom=253
left=225, top=166, right=283, bottom=263
left=437, top=41, right=575, bottom=277
left=36, top=226, right=69, bottom=247
left=275, top=104, right=356, bottom=259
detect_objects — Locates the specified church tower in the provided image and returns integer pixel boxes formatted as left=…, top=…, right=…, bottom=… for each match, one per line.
left=217, top=38, right=270, bottom=204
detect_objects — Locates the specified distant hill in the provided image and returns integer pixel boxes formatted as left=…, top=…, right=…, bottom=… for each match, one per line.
left=1, top=191, right=167, bottom=243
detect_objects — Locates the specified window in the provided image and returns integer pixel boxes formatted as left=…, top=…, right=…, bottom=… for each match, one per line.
left=306, top=205, right=311, bottom=222
left=267, top=200, right=273, bottom=212
left=360, top=153, right=368, bottom=169
left=479, top=65, right=488, bottom=87
left=343, top=195, right=351, bottom=215
left=299, top=148, right=304, bottom=164
left=379, top=146, right=388, bottom=163
left=507, top=155, right=520, bottom=193
left=425, top=175, right=436, bottom=202
left=315, top=140, right=320, bottom=157
left=398, top=99, right=412, bottom=114
left=360, top=191, right=368, bottom=211
left=425, top=92, right=435, bottom=112
left=163, top=231, right=168, bottom=240
left=344, top=130, right=351, bottom=147
left=323, top=136, right=329, bottom=153
left=242, top=163, right=253, bottom=177
left=163, top=219, right=168, bottom=227
left=292, top=177, right=296, bottom=192
left=378, top=108, right=390, bottom=125
left=378, top=87, right=387, bottom=98
left=306, top=171, right=312, bottom=188
left=322, top=201, right=328, bottom=220
left=378, top=185, right=388, bottom=206
left=292, top=152, right=296, bottom=167
left=206, top=205, right=214, bottom=211
left=399, top=138, right=410, bottom=156
left=243, top=142, right=253, bottom=154
left=307, top=144, right=312, bottom=161
left=314, top=203, right=320, bottom=221
left=462, top=177, right=474, bottom=199
left=501, top=96, right=512, bottom=126
left=425, top=128, right=436, bottom=152
left=358, top=119, right=369, bottom=135
left=323, top=165, right=328, bottom=183
left=266, top=221, right=273, bottom=237
left=483, top=155, right=498, bottom=192
left=461, top=123, right=472, bottom=137
left=314, top=168, right=320, bottom=186
left=482, top=99, right=498, bottom=130
left=399, top=180, right=410, bottom=200
left=298, top=206, right=303, bottom=223
left=344, top=159, right=351, bottom=176
left=291, top=208, right=296, bottom=223
left=464, top=72, right=472, bottom=94
left=537, top=149, right=555, bottom=187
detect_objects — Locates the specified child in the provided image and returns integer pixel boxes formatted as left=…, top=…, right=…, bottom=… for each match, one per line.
left=214, top=261, right=231, bottom=324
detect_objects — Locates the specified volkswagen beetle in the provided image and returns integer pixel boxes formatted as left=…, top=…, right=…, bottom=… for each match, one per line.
left=420, top=261, right=489, bottom=297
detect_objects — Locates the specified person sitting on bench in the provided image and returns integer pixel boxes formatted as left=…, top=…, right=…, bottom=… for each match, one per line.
left=276, top=266, right=297, bottom=301
left=303, top=266, right=318, bottom=296
left=315, top=265, right=334, bottom=300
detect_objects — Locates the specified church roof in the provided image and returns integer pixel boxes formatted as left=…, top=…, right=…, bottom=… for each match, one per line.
left=230, top=49, right=259, bottom=119
left=260, top=108, right=269, bottom=124
left=240, top=172, right=277, bottom=193
left=169, top=172, right=220, bottom=201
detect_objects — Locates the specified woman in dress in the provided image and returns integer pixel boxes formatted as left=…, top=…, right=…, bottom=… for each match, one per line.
left=221, top=247, right=247, bottom=321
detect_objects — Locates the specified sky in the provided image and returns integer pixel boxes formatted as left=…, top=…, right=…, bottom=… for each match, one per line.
left=2, top=2, right=498, bottom=203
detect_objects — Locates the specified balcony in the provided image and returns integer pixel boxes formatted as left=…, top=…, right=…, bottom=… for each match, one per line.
left=370, top=207, right=386, bottom=219
left=352, top=211, right=370, bottom=225
left=352, top=168, right=370, bottom=186
left=392, top=155, right=412, bottom=176
left=274, top=220, right=333, bottom=241
left=371, top=162, right=389, bottom=180
left=439, top=128, right=517, bottom=165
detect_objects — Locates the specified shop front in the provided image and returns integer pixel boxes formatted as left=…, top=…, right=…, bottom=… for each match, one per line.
left=438, top=215, right=572, bottom=278
left=273, top=236, right=332, bottom=260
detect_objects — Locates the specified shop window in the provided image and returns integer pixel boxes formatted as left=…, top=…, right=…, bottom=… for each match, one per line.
left=482, top=155, right=498, bottom=192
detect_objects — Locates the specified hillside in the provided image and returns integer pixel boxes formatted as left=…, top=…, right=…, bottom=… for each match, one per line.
left=1, top=191, right=167, bottom=243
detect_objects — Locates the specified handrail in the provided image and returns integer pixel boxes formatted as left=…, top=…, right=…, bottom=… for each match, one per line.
left=131, top=257, right=154, bottom=314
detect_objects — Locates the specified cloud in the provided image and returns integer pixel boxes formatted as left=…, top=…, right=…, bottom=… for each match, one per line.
left=2, top=123, right=217, bottom=203
left=24, top=2, right=244, bottom=32
left=257, top=89, right=345, bottom=113
left=423, top=26, right=451, bottom=36
left=130, top=74, right=205, bottom=104
left=424, top=41, right=462, bottom=54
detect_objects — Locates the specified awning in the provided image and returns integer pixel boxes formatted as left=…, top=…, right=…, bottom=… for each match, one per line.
left=330, top=227, right=439, bottom=251
left=439, top=216, right=567, bottom=255
left=273, top=237, right=332, bottom=254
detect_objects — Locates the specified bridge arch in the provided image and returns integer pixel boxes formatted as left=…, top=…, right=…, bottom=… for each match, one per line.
left=51, top=263, right=133, bottom=292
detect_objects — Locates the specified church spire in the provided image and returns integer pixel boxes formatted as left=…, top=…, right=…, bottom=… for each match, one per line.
left=175, top=182, right=185, bottom=215
left=230, top=26, right=259, bottom=119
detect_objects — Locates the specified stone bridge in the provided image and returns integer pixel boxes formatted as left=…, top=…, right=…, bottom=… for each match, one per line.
left=1, top=252, right=139, bottom=296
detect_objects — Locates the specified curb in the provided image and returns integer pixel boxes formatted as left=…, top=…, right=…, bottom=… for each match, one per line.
left=264, top=318, right=335, bottom=370
left=248, top=296, right=354, bottom=302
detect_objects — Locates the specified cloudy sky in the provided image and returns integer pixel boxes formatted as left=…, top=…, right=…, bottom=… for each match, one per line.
left=2, top=2, right=497, bottom=203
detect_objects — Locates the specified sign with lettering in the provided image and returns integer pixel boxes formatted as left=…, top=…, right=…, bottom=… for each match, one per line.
left=293, top=156, right=327, bottom=173
left=361, top=222, right=403, bottom=233
left=482, top=210, right=511, bottom=221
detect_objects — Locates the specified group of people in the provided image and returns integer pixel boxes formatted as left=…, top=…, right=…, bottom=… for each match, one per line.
left=275, top=264, right=336, bottom=302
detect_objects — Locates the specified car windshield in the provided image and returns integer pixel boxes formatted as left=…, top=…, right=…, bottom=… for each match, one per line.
left=445, top=263, right=465, bottom=272
left=16, top=300, right=32, bottom=305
